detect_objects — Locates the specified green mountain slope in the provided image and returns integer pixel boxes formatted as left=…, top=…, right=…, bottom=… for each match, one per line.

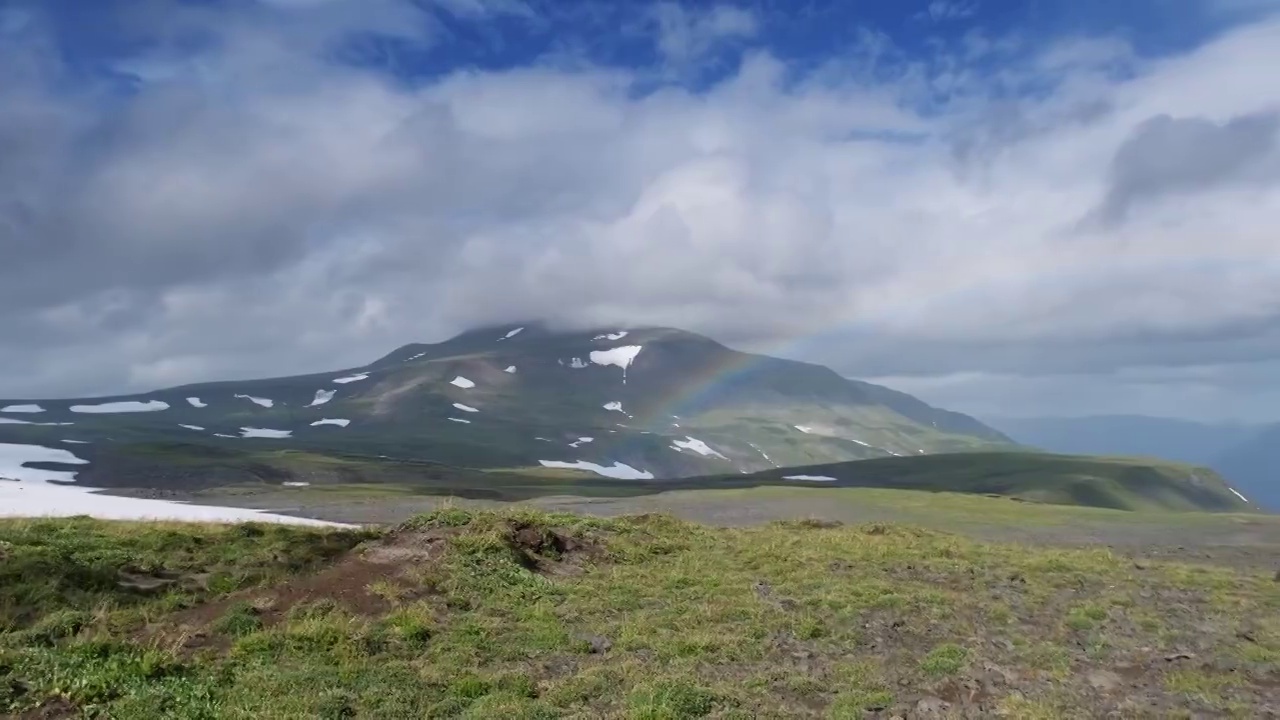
left=719, top=451, right=1253, bottom=512
left=0, top=324, right=1016, bottom=486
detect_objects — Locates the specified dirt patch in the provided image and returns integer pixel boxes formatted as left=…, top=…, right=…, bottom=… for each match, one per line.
left=505, top=521, right=605, bottom=576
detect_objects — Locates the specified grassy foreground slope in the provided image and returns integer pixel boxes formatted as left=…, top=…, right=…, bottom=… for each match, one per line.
left=3, top=509, right=1278, bottom=718
left=727, top=451, right=1251, bottom=512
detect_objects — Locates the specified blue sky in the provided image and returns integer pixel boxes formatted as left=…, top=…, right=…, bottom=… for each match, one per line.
left=19, top=0, right=1271, bottom=91
left=3, top=0, right=1280, bottom=422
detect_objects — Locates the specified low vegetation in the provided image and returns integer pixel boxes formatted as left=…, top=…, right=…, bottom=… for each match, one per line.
left=1, top=509, right=1276, bottom=718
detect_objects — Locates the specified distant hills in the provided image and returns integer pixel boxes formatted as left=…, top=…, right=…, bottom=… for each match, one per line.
left=985, top=414, right=1276, bottom=509
left=721, top=451, right=1250, bottom=512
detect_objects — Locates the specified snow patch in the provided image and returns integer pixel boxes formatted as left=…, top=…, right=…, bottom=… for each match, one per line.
left=1, top=404, right=44, bottom=413
left=407, top=352, right=426, bottom=361
left=308, top=389, right=336, bottom=406
left=450, top=376, right=475, bottom=389
left=568, top=357, right=588, bottom=369
left=179, top=424, right=205, bottom=431
left=282, top=482, right=311, bottom=487
left=60, top=440, right=89, bottom=445
left=504, top=365, right=516, bottom=373
left=568, top=437, right=594, bottom=448
left=0, top=442, right=89, bottom=483
left=671, top=437, right=727, bottom=459
left=448, top=417, right=472, bottom=424
left=240, top=427, right=291, bottom=439
left=1229, top=487, right=1250, bottom=503
left=500, top=327, right=524, bottom=340
left=593, top=331, right=629, bottom=341
left=589, top=345, right=643, bottom=383
left=0, top=481, right=348, bottom=526
left=333, top=373, right=369, bottom=384
left=213, top=433, right=237, bottom=438
left=782, top=475, right=837, bottom=482
left=452, top=403, right=479, bottom=413
left=310, top=418, right=350, bottom=427
left=794, top=425, right=815, bottom=434
left=538, top=460, right=653, bottom=480
left=186, top=397, right=207, bottom=408
left=235, top=394, right=274, bottom=408
left=603, top=401, right=625, bottom=413
left=71, top=400, right=169, bottom=414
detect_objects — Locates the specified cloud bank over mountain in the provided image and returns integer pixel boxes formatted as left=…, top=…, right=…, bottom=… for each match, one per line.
left=2, top=0, right=1279, bottom=420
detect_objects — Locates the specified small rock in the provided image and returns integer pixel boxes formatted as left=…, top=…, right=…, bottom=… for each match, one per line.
left=916, top=696, right=951, bottom=714
left=753, top=581, right=773, bottom=598
left=1087, top=670, right=1123, bottom=692
left=575, top=634, right=612, bottom=654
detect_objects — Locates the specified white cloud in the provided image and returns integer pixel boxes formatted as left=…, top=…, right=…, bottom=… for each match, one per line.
left=1, top=3, right=1279, bottom=422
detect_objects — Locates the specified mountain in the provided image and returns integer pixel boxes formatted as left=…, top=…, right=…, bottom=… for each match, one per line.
left=1211, top=423, right=1280, bottom=510
left=984, top=414, right=1274, bottom=509
left=0, top=324, right=1017, bottom=490
left=720, top=451, right=1252, bottom=512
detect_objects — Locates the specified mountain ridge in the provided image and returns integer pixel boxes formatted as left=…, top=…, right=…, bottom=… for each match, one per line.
left=1, top=324, right=1017, bottom=487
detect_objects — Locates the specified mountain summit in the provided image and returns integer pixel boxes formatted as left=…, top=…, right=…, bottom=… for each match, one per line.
left=0, top=325, right=1016, bottom=486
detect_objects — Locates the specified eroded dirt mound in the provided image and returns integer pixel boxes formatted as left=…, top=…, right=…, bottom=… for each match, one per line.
left=145, top=519, right=605, bottom=654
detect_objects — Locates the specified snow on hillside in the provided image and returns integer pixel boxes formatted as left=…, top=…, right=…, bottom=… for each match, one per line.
left=235, top=394, right=274, bottom=408
left=71, top=400, right=168, bottom=413
left=1, top=404, right=44, bottom=413
left=538, top=459, right=653, bottom=480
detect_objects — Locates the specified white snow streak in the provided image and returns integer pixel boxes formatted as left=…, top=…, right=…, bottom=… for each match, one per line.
left=603, top=401, right=625, bottom=413
left=310, top=418, right=350, bottom=427
left=782, top=475, right=837, bottom=482
left=282, top=482, right=311, bottom=487
left=71, top=400, right=169, bottom=414
left=568, top=437, right=594, bottom=448
left=450, top=376, right=476, bottom=389
left=1229, top=487, right=1250, bottom=503
left=671, top=437, right=727, bottom=459
left=407, top=352, right=427, bottom=361
left=240, top=427, right=291, bottom=438
left=794, top=425, right=815, bottom=434
left=448, top=417, right=472, bottom=424
left=1, top=404, right=43, bottom=413
left=538, top=460, right=653, bottom=480
left=748, top=442, right=779, bottom=468
left=234, top=394, right=274, bottom=408
left=60, top=440, right=89, bottom=445
left=593, top=331, right=628, bottom=341
left=333, top=373, right=369, bottom=384
left=186, top=397, right=207, bottom=408
left=452, top=403, right=479, bottom=413
left=504, top=365, right=517, bottom=373
left=500, top=327, right=525, bottom=340
left=179, top=424, right=205, bottom=431
left=308, top=389, right=336, bottom=407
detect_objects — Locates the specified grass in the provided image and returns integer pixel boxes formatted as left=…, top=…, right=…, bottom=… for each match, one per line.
left=1, top=509, right=1277, bottom=718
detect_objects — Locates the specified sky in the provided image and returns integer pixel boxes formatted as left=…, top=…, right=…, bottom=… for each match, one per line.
left=3, top=0, right=1280, bottom=423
